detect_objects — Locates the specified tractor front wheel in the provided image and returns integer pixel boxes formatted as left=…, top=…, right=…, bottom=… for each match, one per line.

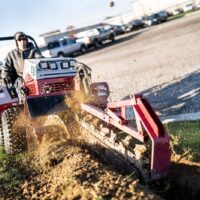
left=2, top=107, right=27, bottom=154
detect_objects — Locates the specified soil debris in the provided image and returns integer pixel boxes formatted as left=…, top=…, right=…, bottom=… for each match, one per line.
left=0, top=132, right=161, bottom=200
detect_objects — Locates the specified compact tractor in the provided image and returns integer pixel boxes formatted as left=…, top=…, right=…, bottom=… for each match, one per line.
left=0, top=35, right=171, bottom=185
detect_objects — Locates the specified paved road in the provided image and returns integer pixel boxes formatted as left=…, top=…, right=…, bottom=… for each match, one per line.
left=78, top=12, right=200, bottom=117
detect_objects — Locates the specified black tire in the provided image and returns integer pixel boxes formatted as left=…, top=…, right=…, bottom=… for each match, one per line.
left=0, top=119, right=3, bottom=147
left=2, top=107, right=27, bottom=154
left=109, top=34, right=115, bottom=42
left=80, top=45, right=87, bottom=54
left=93, top=39, right=101, bottom=49
left=58, top=52, right=65, bottom=57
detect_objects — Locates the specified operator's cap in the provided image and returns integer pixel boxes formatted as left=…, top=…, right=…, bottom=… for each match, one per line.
left=14, top=31, right=27, bottom=41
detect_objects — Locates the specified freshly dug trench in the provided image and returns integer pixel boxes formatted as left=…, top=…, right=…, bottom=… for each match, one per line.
left=163, top=161, right=200, bottom=200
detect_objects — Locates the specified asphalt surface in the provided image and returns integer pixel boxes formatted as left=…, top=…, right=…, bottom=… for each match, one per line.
left=78, top=12, right=200, bottom=117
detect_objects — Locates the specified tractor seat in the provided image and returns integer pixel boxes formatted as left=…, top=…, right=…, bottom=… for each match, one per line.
left=27, top=42, right=34, bottom=49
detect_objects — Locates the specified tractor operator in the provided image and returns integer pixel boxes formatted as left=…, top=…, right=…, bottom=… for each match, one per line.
left=0, top=31, right=42, bottom=87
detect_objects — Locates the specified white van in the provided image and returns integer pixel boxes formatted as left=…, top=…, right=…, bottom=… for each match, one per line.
left=183, top=4, right=195, bottom=12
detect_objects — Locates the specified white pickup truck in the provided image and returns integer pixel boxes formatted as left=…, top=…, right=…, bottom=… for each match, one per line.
left=41, top=37, right=87, bottom=57
left=76, top=26, right=115, bottom=49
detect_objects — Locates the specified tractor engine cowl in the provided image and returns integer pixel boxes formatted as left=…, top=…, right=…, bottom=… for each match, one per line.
left=23, top=58, right=79, bottom=97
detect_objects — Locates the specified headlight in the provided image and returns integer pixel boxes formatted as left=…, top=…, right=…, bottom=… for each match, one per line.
left=49, top=62, right=57, bottom=70
left=40, top=62, right=48, bottom=69
left=40, top=62, right=57, bottom=70
left=61, top=61, right=70, bottom=69
left=69, top=60, right=76, bottom=67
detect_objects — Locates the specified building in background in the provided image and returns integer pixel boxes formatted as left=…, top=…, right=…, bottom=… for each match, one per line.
left=131, top=0, right=199, bottom=17
left=104, top=0, right=200, bottom=26
left=36, top=0, right=200, bottom=48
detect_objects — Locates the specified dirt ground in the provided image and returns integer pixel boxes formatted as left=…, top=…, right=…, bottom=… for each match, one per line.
left=79, top=12, right=200, bottom=116
left=0, top=125, right=162, bottom=200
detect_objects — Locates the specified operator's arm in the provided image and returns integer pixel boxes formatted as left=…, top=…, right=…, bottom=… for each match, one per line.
left=1, top=52, right=17, bottom=84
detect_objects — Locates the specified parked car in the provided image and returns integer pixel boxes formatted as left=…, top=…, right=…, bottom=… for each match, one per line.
left=41, top=37, right=87, bottom=57
left=103, top=24, right=128, bottom=35
left=142, top=15, right=152, bottom=26
left=112, top=25, right=127, bottom=35
left=76, top=26, right=115, bottom=49
left=170, top=8, right=184, bottom=16
left=127, top=19, right=145, bottom=31
left=143, top=11, right=168, bottom=26
left=183, top=4, right=196, bottom=12
left=96, top=26, right=115, bottom=42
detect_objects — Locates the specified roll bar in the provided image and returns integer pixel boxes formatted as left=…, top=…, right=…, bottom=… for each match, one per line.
left=0, top=35, right=39, bottom=49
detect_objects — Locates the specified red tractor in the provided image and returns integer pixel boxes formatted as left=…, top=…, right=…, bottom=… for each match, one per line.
left=0, top=35, right=171, bottom=185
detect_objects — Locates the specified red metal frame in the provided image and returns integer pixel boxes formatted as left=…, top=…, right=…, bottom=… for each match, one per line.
left=81, top=94, right=171, bottom=180
left=24, top=76, right=78, bottom=97
left=0, top=69, right=170, bottom=180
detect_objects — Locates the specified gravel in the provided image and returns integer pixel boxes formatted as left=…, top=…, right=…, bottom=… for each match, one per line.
left=78, top=12, right=200, bottom=116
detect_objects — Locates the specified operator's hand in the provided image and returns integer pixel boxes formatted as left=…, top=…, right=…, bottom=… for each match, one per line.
left=0, top=78, right=13, bottom=88
left=20, top=86, right=29, bottom=96
left=0, top=78, right=7, bottom=87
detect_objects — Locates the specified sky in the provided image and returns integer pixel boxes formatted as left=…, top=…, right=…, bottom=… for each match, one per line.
left=0, top=0, right=132, bottom=57
left=0, top=0, right=132, bottom=38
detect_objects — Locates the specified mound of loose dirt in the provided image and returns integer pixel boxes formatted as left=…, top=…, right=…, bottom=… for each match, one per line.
left=0, top=128, right=162, bottom=200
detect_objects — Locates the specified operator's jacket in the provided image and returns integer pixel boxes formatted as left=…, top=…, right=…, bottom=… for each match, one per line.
left=1, top=46, right=42, bottom=84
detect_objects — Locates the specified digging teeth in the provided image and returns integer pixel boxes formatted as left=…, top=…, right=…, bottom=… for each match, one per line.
left=99, top=123, right=104, bottom=129
left=92, top=118, right=100, bottom=127
left=109, top=130, right=118, bottom=144
left=118, top=141, right=126, bottom=154
left=80, top=110, right=85, bottom=115
left=134, top=145, right=147, bottom=160
left=74, top=114, right=80, bottom=121
left=76, top=113, right=151, bottom=183
left=123, top=135, right=133, bottom=146
left=85, top=114, right=93, bottom=121
left=100, top=127, right=110, bottom=134
left=97, top=123, right=110, bottom=137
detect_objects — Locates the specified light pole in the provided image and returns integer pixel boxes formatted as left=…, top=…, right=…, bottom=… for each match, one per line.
left=109, top=1, right=115, bottom=7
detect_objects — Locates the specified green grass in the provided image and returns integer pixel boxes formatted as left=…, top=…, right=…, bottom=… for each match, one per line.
left=0, top=148, right=30, bottom=189
left=167, top=8, right=200, bottom=21
left=167, top=13, right=185, bottom=21
left=165, top=121, right=200, bottom=162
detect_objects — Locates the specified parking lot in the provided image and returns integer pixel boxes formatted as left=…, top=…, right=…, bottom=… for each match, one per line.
left=79, top=12, right=200, bottom=116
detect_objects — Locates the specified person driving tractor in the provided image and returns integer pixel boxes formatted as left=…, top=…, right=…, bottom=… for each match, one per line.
left=0, top=31, right=42, bottom=87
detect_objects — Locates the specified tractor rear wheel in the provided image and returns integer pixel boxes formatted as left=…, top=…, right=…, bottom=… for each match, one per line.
left=2, top=107, right=27, bottom=154
left=0, top=119, right=3, bottom=147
